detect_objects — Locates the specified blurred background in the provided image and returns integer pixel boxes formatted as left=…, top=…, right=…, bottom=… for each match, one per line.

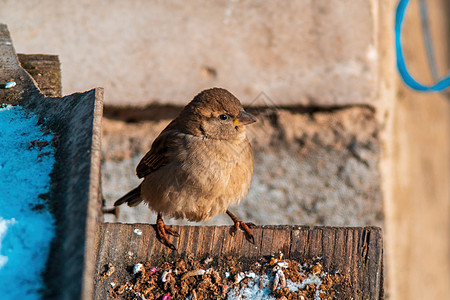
left=1, top=0, right=448, bottom=298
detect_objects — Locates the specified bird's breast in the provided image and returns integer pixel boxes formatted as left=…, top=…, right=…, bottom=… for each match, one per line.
left=141, top=134, right=254, bottom=222
left=179, top=135, right=253, bottom=188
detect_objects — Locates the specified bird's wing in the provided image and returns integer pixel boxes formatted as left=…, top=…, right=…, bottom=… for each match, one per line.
left=136, top=130, right=179, bottom=178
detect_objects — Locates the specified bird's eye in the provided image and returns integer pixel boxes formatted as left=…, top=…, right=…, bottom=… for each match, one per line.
left=219, top=114, right=228, bottom=120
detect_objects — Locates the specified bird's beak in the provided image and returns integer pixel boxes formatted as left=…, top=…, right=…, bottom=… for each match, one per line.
left=235, top=110, right=257, bottom=126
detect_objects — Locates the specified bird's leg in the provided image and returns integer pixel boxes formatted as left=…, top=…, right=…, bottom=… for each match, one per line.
left=156, top=213, right=179, bottom=250
left=226, top=210, right=255, bottom=244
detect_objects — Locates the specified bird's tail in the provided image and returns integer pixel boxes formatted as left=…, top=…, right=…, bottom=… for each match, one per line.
left=114, top=185, right=143, bottom=207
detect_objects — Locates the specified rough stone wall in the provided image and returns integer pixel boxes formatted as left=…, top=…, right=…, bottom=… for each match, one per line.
left=102, top=106, right=383, bottom=228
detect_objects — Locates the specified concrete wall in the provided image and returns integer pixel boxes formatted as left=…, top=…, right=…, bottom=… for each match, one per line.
left=1, top=0, right=378, bottom=106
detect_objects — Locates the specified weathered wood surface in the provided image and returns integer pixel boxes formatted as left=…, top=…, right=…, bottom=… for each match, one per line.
left=17, top=53, right=62, bottom=97
left=95, top=224, right=383, bottom=299
left=1, top=24, right=103, bottom=300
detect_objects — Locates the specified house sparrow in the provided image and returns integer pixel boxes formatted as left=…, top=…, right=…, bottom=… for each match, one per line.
left=114, top=87, right=256, bottom=250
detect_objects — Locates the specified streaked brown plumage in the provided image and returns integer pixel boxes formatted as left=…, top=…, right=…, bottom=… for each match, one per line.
left=114, top=88, right=256, bottom=249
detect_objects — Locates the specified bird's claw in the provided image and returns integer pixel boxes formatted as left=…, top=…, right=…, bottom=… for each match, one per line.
left=164, top=226, right=180, bottom=237
left=157, top=225, right=178, bottom=250
left=230, top=221, right=255, bottom=244
left=226, top=210, right=256, bottom=244
left=156, top=214, right=178, bottom=250
left=167, top=242, right=177, bottom=251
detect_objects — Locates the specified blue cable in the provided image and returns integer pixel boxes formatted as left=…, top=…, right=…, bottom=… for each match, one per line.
left=419, top=0, right=439, bottom=82
left=395, top=0, right=450, bottom=91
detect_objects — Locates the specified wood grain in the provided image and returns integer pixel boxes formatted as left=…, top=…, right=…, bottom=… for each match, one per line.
left=94, top=224, right=383, bottom=299
left=17, top=53, right=62, bottom=97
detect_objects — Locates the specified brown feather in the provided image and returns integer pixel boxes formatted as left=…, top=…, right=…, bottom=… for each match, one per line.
left=136, top=130, right=176, bottom=178
left=114, top=185, right=142, bottom=207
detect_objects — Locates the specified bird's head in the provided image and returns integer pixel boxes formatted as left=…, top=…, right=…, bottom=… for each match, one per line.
left=180, top=88, right=256, bottom=140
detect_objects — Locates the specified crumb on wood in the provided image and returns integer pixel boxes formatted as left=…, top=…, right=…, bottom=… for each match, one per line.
left=102, top=263, right=115, bottom=278
left=106, top=253, right=352, bottom=299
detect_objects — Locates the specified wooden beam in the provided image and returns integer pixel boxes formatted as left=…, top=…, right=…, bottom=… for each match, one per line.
left=94, top=224, right=383, bottom=299
left=1, top=24, right=103, bottom=300
left=17, top=53, right=62, bottom=97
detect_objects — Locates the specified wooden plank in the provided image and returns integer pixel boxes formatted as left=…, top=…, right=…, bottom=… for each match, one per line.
left=94, top=224, right=383, bottom=299
left=17, top=53, right=62, bottom=97
left=1, top=24, right=103, bottom=300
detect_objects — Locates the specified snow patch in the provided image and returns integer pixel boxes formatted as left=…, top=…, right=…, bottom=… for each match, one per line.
left=0, top=104, right=56, bottom=299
